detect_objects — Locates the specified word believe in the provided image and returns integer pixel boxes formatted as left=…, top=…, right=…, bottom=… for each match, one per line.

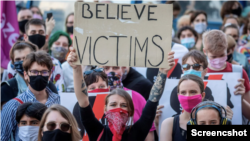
left=82, top=3, right=158, bottom=21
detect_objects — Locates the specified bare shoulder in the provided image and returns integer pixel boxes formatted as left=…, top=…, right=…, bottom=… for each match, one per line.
left=162, top=117, right=174, bottom=127
left=160, top=117, right=174, bottom=141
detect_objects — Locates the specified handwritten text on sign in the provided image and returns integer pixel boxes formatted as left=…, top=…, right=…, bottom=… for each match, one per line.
left=73, top=2, right=173, bottom=68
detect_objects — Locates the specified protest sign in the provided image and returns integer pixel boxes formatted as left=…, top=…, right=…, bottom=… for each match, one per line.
left=205, top=73, right=242, bottom=125
left=60, top=90, right=132, bottom=140
left=134, top=43, right=189, bottom=83
left=73, top=2, right=173, bottom=68
left=158, top=79, right=229, bottom=136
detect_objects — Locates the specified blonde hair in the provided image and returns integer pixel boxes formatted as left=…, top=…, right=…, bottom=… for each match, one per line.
left=203, top=30, right=227, bottom=54
left=177, top=15, right=191, bottom=29
left=226, top=35, right=236, bottom=51
left=38, top=105, right=81, bottom=141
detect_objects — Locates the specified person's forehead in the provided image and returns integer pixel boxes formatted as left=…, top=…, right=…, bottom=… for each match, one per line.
left=181, top=29, right=192, bottom=35
left=225, top=28, right=238, bottom=34
left=197, top=108, right=220, bottom=119
left=14, top=48, right=32, bottom=58
left=67, top=15, right=74, bottom=21
left=108, top=94, right=126, bottom=103
left=88, top=77, right=107, bottom=86
left=31, top=7, right=39, bottom=11
left=226, top=18, right=238, bottom=24
left=28, top=24, right=45, bottom=31
left=19, top=9, right=32, bottom=17
left=208, top=50, right=226, bottom=56
left=20, top=114, right=38, bottom=121
left=185, top=57, right=200, bottom=64
left=45, top=111, right=68, bottom=123
left=195, top=14, right=206, bottom=20
left=56, top=36, right=69, bottom=43
left=179, top=80, right=200, bottom=90
left=29, top=62, right=49, bottom=70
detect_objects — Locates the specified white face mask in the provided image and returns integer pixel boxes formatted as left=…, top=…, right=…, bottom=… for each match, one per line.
left=18, top=126, right=40, bottom=141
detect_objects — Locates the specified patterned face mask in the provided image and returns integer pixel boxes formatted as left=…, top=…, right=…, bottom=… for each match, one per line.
left=51, top=47, right=68, bottom=62
left=105, top=108, right=129, bottom=141
left=107, top=72, right=123, bottom=91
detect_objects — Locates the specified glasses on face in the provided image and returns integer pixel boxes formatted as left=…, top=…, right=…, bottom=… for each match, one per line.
left=84, top=68, right=104, bottom=76
left=182, top=64, right=203, bottom=71
left=29, top=70, right=50, bottom=76
left=46, top=121, right=71, bottom=132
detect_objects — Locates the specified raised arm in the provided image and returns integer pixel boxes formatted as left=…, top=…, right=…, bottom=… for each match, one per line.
left=148, top=51, right=175, bottom=102
left=67, top=47, right=89, bottom=108
left=131, top=51, right=175, bottom=140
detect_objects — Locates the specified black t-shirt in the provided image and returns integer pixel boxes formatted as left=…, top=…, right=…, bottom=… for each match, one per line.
left=80, top=100, right=158, bottom=141
left=122, top=67, right=153, bottom=100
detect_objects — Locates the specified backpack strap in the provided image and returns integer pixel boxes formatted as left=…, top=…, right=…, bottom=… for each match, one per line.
left=1, top=78, right=18, bottom=95
left=97, top=129, right=104, bottom=141
left=13, top=98, right=23, bottom=104
left=232, top=64, right=243, bottom=78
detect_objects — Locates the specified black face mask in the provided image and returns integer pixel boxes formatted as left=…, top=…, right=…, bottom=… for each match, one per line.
left=14, top=61, right=24, bottom=76
left=232, top=7, right=242, bottom=17
left=28, top=34, right=46, bottom=49
left=42, top=129, right=71, bottom=141
left=227, top=54, right=233, bottom=63
left=28, top=75, right=49, bottom=91
left=67, top=26, right=73, bottom=34
left=18, top=20, right=29, bottom=33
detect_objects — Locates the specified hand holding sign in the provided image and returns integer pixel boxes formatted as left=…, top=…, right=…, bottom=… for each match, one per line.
left=224, top=105, right=234, bottom=120
left=234, top=78, right=245, bottom=95
left=67, top=47, right=80, bottom=69
left=154, top=105, right=164, bottom=134
left=159, top=51, right=175, bottom=74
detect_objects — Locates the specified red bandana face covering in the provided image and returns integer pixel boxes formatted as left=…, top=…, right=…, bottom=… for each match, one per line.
left=105, top=108, right=129, bottom=141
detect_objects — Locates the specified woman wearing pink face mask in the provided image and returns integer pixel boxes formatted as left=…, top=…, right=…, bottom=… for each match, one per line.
left=160, top=74, right=205, bottom=141
left=67, top=47, right=175, bottom=141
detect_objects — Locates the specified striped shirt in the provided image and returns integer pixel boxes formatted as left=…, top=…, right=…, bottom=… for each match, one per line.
left=1, top=87, right=60, bottom=141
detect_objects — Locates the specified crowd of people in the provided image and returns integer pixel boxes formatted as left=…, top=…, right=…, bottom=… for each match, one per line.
left=1, top=1, right=250, bottom=141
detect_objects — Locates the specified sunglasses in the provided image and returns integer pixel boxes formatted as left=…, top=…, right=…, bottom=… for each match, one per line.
left=84, top=68, right=104, bottom=75
left=46, top=121, right=71, bottom=132
left=182, top=63, right=202, bottom=71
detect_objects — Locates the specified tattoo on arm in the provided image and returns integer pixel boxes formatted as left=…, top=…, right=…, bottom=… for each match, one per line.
left=149, top=72, right=167, bottom=102
left=81, top=80, right=88, bottom=96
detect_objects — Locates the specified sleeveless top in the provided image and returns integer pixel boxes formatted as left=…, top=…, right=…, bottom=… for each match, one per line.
left=172, top=115, right=187, bottom=141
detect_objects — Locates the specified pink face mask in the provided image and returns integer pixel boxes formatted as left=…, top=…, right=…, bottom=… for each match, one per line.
left=33, top=14, right=43, bottom=20
left=208, top=56, right=227, bottom=69
left=178, top=94, right=202, bottom=113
